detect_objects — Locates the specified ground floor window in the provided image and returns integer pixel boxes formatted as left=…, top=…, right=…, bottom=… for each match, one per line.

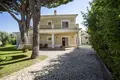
left=47, top=36, right=52, bottom=41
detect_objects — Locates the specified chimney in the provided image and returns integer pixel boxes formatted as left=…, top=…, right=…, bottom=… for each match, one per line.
left=54, top=10, right=57, bottom=15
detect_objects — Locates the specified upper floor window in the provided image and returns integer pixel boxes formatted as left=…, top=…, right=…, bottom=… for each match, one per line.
left=48, top=21, right=52, bottom=26
left=62, top=21, right=69, bottom=28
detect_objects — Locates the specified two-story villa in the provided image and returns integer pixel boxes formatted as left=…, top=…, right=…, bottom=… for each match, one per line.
left=16, top=10, right=82, bottom=49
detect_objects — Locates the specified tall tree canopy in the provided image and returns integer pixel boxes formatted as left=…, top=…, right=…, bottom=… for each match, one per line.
left=0, top=0, right=73, bottom=58
left=83, top=0, right=120, bottom=79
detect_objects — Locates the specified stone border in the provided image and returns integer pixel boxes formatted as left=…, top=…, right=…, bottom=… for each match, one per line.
left=95, top=52, right=112, bottom=80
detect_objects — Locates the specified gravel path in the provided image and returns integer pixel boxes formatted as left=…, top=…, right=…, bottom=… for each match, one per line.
left=33, top=48, right=106, bottom=80
left=1, top=46, right=109, bottom=80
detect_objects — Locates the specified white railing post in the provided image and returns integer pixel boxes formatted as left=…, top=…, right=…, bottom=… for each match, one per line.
left=52, top=24, right=54, bottom=29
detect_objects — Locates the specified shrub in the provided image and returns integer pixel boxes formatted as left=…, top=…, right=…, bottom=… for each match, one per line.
left=22, top=44, right=32, bottom=52
left=0, top=31, right=9, bottom=46
left=0, top=31, right=16, bottom=46
left=23, top=48, right=29, bottom=53
left=82, top=0, right=120, bottom=79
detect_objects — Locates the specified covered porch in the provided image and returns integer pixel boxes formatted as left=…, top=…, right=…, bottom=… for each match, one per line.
left=39, top=31, right=81, bottom=49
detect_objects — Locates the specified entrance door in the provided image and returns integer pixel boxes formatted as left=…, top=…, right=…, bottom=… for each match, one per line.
left=65, top=38, right=68, bottom=46
left=62, top=37, right=68, bottom=47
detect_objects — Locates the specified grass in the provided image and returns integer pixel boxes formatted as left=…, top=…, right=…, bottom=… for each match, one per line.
left=0, top=45, right=48, bottom=78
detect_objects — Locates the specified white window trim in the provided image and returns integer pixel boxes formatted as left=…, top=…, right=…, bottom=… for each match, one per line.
left=47, top=36, right=52, bottom=42
left=61, top=36, right=70, bottom=46
left=61, top=20, right=70, bottom=28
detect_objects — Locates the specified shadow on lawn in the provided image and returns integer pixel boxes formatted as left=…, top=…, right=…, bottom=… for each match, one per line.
left=0, top=67, right=3, bottom=76
left=0, top=55, right=30, bottom=66
left=0, top=52, right=23, bottom=55
left=0, top=46, right=20, bottom=51
left=0, top=67, right=3, bottom=69
left=31, top=48, right=110, bottom=80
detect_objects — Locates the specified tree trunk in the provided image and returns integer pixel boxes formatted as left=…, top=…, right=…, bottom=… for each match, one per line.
left=21, top=31, right=28, bottom=44
left=30, top=0, right=41, bottom=59
left=18, top=21, right=28, bottom=45
left=31, top=16, right=39, bottom=59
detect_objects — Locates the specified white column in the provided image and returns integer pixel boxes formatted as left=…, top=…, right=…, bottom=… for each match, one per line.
left=52, top=33, right=55, bottom=48
left=80, top=32, right=82, bottom=46
left=79, top=30, right=82, bottom=45
left=76, top=31, right=81, bottom=48
left=77, top=32, right=79, bottom=48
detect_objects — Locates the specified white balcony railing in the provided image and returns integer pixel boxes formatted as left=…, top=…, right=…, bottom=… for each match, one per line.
left=39, top=24, right=79, bottom=29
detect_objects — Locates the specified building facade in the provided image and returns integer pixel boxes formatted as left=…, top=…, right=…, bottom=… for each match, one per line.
left=17, top=11, right=82, bottom=49
left=81, top=30, right=90, bottom=45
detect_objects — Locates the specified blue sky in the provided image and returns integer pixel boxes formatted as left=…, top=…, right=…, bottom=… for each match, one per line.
left=0, top=0, right=91, bottom=32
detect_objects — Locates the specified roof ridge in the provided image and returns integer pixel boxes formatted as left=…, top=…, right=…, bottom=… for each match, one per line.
left=41, top=14, right=78, bottom=16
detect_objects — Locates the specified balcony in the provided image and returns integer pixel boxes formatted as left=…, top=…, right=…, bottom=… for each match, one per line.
left=39, top=24, right=79, bottom=29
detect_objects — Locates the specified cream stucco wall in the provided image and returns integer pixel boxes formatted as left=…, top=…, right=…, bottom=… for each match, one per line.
left=39, top=34, right=52, bottom=44
left=40, top=15, right=76, bottom=29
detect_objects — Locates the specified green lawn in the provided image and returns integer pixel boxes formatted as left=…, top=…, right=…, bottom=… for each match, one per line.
left=0, top=45, right=47, bottom=78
